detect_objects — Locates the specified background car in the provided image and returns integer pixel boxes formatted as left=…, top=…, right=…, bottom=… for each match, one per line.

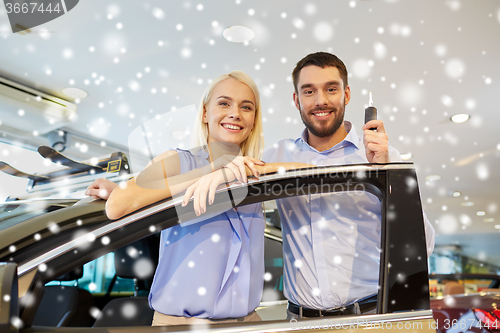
left=428, top=273, right=500, bottom=333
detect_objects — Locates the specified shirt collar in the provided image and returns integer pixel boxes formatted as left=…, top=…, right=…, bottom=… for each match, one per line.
left=297, top=121, right=362, bottom=153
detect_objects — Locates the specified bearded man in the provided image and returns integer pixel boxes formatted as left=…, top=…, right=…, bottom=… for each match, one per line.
left=262, top=52, right=435, bottom=319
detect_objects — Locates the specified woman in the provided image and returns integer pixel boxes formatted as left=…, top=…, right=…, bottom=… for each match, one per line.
left=86, top=71, right=306, bottom=325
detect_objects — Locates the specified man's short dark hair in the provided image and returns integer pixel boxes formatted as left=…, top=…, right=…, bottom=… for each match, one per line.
left=292, top=52, right=349, bottom=92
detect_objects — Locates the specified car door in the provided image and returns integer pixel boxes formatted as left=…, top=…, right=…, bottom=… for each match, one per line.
left=9, top=163, right=435, bottom=332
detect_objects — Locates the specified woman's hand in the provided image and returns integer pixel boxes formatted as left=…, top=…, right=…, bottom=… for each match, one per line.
left=85, top=178, right=118, bottom=200
left=181, top=168, right=237, bottom=216
left=212, top=155, right=264, bottom=183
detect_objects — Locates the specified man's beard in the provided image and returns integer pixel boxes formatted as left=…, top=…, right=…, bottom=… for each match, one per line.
left=299, top=102, right=345, bottom=138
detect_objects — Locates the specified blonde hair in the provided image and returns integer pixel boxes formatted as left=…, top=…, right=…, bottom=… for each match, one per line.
left=191, top=70, right=264, bottom=159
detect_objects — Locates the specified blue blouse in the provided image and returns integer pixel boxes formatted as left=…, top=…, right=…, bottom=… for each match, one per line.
left=148, top=148, right=265, bottom=319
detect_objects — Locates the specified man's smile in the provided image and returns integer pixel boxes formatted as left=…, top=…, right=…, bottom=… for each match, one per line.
left=311, top=110, right=334, bottom=120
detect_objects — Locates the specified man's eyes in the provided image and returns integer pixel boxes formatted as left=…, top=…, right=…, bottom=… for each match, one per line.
left=303, top=88, right=336, bottom=95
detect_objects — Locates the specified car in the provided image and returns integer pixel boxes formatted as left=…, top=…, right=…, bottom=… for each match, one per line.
left=1, top=156, right=498, bottom=333
left=429, top=273, right=500, bottom=333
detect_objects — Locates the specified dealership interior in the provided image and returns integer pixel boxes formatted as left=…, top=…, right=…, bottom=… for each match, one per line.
left=1, top=0, right=499, bottom=306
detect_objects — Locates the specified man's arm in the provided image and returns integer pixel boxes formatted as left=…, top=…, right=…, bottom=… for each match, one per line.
left=254, top=162, right=314, bottom=175
left=423, top=211, right=435, bottom=257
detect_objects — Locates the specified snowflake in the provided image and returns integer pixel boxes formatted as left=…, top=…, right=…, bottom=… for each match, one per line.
left=313, top=22, right=333, bottom=42
left=133, top=258, right=153, bottom=278
left=211, top=233, right=220, bottom=243
left=121, top=302, right=138, bottom=318
left=198, top=286, right=207, bottom=296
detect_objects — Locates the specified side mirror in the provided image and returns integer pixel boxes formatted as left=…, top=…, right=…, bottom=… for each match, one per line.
left=0, top=263, right=19, bottom=333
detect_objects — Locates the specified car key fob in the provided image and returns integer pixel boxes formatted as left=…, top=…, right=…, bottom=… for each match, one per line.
left=364, top=92, right=377, bottom=130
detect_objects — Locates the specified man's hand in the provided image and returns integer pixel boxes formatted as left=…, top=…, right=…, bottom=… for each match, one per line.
left=85, top=178, right=118, bottom=200
left=362, top=120, right=390, bottom=163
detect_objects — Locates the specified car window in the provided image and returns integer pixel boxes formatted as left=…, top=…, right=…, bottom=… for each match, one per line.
left=46, top=201, right=288, bottom=302
left=429, top=253, right=463, bottom=274
left=36, top=199, right=290, bottom=327
left=263, top=233, right=285, bottom=302
left=263, top=200, right=281, bottom=229
left=45, top=253, right=135, bottom=295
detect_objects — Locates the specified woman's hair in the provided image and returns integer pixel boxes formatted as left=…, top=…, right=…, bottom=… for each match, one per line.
left=191, top=70, right=264, bottom=159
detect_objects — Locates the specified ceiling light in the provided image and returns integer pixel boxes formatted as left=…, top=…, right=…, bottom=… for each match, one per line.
left=400, top=152, right=412, bottom=160
left=484, top=218, right=495, bottom=223
left=495, top=225, right=500, bottom=229
left=461, top=201, right=474, bottom=207
left=62, top=87, right=88, bottom=99
left=223, top=25, right=255, bottom=43
left=452, top=191, right=461, bottom=197
left=425, top=175, right=441, bottom=182
left=476, top=211, right=486, bottom=216
left=450, top=113, right=470, bottom=123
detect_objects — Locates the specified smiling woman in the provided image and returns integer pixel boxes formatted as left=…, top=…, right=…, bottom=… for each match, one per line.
left=84, top=70, right=309, bottom=326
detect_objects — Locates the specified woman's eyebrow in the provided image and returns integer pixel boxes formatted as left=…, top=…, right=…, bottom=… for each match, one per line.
left=241, top=100, right=255, bottom=106
left=217, top=96, right=255, bottom=106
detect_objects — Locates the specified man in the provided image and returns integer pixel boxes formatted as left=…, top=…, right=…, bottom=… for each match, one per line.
left=262, top=52, right=435, bottom=319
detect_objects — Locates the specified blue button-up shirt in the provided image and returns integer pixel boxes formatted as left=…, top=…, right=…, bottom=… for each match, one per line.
left=262, top=121, right=434, bottom=309
left=149, top=148, right=265, bottom=319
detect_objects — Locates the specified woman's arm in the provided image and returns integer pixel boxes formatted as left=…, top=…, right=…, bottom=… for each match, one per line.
left=105, top=152, right=267, bottom=220
left=106, top=150, right=213, bottom=219
left=138, top=153, right=263, bottom=188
